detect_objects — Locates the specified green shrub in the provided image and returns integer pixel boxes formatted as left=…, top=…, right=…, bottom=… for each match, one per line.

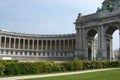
left=96, top=61, right=105, bottom=68
left=41, top=62, right=55, bottom=73
left=52, top=63, right=66, bottom=72
left=82, top=61, right=91, bottom=70
left=1, top=60, right=120, bottom=76
left=61, top=62, right=74, bottom=71
left=91, top=61, right=104, bottom=69
left=20, top=62, right=38, bottom=74
left=72, top=60, right=83, bottom=70
left=4, top=63, right=15, bottom=75
left=109, top=61, right=120, bottom=67
left=0, top=63, right=5, bottom=75
left=33, top=62, right=45, bottom=73
left=60, top=60, right=82, bottom=71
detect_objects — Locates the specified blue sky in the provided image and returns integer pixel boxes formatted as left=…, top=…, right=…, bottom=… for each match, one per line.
left=0, top=0, right=103, bottom=34
left=0, top=0, right=119, bottom=50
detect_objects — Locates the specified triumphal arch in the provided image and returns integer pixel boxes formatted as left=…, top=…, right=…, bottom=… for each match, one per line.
left=75, top=0, right=120, bottom=60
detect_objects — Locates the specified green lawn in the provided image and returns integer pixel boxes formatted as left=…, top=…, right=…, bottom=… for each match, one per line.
left=26, top=69, right=120, bottom=80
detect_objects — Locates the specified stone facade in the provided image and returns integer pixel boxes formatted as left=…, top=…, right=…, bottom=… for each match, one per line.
left=0, top=30, right=76, bottom=61
left=74, top=0, right=120, bottom=60
left=0, top=0, right=120, bottom=61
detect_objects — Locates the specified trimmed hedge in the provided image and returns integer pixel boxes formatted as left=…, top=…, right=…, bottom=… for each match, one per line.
left=0, top=60, right=119, bottom=76
left=0, top=63, right=5, bottom=75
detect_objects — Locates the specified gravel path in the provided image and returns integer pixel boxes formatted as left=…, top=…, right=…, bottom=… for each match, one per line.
left=0, top=68, right=119, bottom=80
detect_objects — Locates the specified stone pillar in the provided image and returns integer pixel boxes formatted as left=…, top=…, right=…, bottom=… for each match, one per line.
left=76, top=29, right=79, bottom=50
left=98, top=26, right=101, bottom=49
left=14, top=38, right=16, bottom=49
left=37, top=40, right=39, bottom=51
left=97, top=25, right=106, bottom=60
left=55, top=40, right=56, bottom=50
left=101, top=26, right=107, bottom=59
left=92, top=40, right=95, bottom=60
left=68, top=39, right=69, bottom=50
left=23, top=39, right=25, bottom=49
left=41, top=40, right=43, bottom=50
left=50, top=40, right=52, bottom=50
left=110, top=37, right=113, bottom=60
left=28, top=39, right=30, bottom=50
left=72, top=39, right=73, bottom=50
left=4, top=37, right=6, bottom=48
left=98, top=26, right=102, bottom=60
left=33, top=39, right=34, bottom=50
left=63, top=40, right=65, bottom=50
left=46, top=40, right=48, bottom=50
left=18, top=38, right=20, bottom=49
left=76, top=28, right=85, bottom=59
left=59, top=40, right=61, bottom=50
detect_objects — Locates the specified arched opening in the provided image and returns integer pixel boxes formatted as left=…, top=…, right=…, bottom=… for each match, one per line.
left=107, top=46, right=110, bottom=60
left=88, top=47, right=92, bottom=60
left=86, top=29, right=98, bottom=60
left=113, top=30, right=119, bottom=60
left=105, top=25, right=118, bottom=60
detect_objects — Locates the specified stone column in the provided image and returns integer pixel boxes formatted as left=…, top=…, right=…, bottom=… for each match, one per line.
left=37, top=40, right=39, bottom=51
left=76, top=28, right=85, bottom=59
left=46, top=40, right=48, bottom=50
left=110, top=37, right=113, bottom=60
left=101, top=26, right=107, bottom=59
left=33, top=39, right=34, bottom=50
left=68, top=39, right=69, bottom=50
left=14, top=38, right=16, bottom=49
left=83, top=28, right=88, bottom=59
left=50, top=40, right=52, bottom=50
left=19, top=38, right=20, bottom=49
left=28, top=39, right=30, bottom=50
left=98, top=26, right=101, bottom=60
left=55, top=40, right=56, bottom=50
left=4, top=37, right=6, bottom=48
left=98, top=26, right=101, bottom=49
left=72, top=39, right=73, bottom=50
left=76, top=29, right=79, bottom=50
left=63, top=40, right=65, bottom=50
left=41, top=40, right=43, bottom=50
left=59, top=40, right=61, bottom=50
left=23, top=39, right=25, bottom=49
left=92, top=40, right=95, bottom=60
left=97, top=25, right=106, bottom=60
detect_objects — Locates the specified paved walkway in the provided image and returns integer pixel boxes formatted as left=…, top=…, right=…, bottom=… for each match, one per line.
left=0, top=68, right=120, bottom=80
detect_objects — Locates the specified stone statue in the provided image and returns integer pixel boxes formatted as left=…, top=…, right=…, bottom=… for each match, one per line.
left=97, top=7, right=101, bottom=12
left=118, top=0, right=120, bottom=6
left=77, top=13, right=81, bottom=19
left=76, top=13, right=82, bottom=21
left=107, top=1, right=113, bottom=12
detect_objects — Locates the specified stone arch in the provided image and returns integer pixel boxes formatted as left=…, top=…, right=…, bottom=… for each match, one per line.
left=105, top=24, right=118, bottom=35
left=74, top=0, right=120, bottom=61
left=86, top=28, right=98, bottom=38
left=104, top=24, right=119, bottom=60
left=86, top=28, right=98, bottom=60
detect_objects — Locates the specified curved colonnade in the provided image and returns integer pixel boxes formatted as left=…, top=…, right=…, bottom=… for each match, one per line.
left=0, top=30, right=76, bottom=62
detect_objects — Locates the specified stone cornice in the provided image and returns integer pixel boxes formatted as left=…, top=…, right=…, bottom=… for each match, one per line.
left=0, top=29, right=76, bottom=38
